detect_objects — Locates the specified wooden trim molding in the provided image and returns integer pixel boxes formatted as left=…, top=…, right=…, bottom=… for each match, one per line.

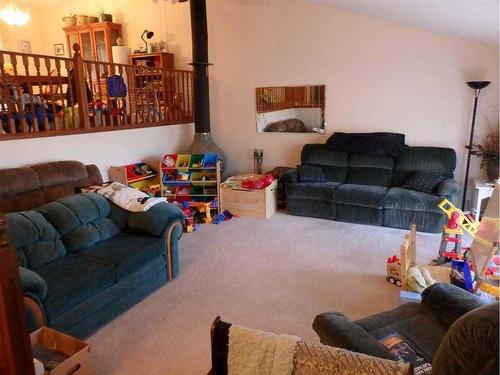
left=165, top=221, right=183, bottom=281
left=0, top=214, right=35, bottom=375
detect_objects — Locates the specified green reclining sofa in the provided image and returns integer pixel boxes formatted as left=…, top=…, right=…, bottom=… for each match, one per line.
left=1, top=161, right=184, bottom=338
left=285, top=133, right=460, bottom=233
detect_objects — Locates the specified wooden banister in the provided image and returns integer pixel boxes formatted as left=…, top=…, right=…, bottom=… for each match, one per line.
left=71, top=44, right=90, bottom=129
left=0, top=214, right=35, bottom=375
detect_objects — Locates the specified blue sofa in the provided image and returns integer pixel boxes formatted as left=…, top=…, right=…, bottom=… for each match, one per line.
left=6, top=192, right=184, bottom=338
left=285, top=133, right=460, bottom=233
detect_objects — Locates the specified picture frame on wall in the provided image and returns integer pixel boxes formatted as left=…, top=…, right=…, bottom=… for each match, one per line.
left=54, top=43, right=65, bottom=56
left=17, top=39, right=31, bottom=53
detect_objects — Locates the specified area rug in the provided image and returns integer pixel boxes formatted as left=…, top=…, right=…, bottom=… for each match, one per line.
left=88, top=212, right=445, bottom=374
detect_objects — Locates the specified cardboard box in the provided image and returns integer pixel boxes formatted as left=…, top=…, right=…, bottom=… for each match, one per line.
left=220, top=180, right=277, bottom=219
left=30, top=327, right=93, bottom=375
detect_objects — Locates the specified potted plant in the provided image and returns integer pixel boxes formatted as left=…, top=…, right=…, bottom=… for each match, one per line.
left=472, top=127, right=499, bottom=181
left=97, top=6, right=112, bottom=22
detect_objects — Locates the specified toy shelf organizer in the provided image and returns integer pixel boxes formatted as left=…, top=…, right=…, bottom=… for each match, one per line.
left=109, top=162, right=160, bottom=197
left=160, top=153, right=221, bottom=207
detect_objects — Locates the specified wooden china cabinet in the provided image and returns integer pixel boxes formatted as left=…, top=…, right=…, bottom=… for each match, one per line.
left=63, top=22, right=122, bottom=62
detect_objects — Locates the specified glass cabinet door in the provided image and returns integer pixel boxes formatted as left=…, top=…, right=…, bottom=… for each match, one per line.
left=79, top=32, right=93, bottom=60
left=67, top=33, right=78, bottom=56
left=94, top=30, right=109, bottom=63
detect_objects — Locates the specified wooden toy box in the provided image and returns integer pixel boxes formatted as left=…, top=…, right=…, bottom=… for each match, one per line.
left=220, top=180, right=277, bottom=219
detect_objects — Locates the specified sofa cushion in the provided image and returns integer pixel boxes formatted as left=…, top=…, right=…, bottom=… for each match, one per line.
left=76, top=233, right=165, bottom=280
left=287, top=182, right=340, bottom=201
left=402, top=172, right=449, bottom=194
left=6, top=211, right=66, bottom=269
left=346, top=153, right=394, bottom=187
left=0, top=167, right=47, bottom=213
left=393, top=147, right=456, bottom=186
left=297, top=165, right=325, bottom=182
left=301, top=144, right=348, bottom=183
left=356, top=303, right=446, bottom=362
left=335, top=184, right=387, bottom=209
left=384, top=187, right=442, bottom=212
left=35, top=254, right=116, bottom=319
left=326, top=132, right=406, bottom=158
left=37, top=193, right=120, bottom=252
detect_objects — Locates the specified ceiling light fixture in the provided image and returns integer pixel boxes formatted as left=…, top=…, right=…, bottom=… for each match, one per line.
left=0, top=1, right=31, bottom=26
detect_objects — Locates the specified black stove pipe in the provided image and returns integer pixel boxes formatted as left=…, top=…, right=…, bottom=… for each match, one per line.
left=189, top=0, right=211, bottom=133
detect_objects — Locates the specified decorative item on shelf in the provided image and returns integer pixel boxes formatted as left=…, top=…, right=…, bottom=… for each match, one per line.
left=62, top=15, right=76, bottom=27
left=141, top=29, right=154, bottom=52
left=462, top=80, right=491, bottom=209
left=97, top=6, right=112, bottom=22
left=253, top=149, right=264, bottom=174
left=471, top=127, right=499, bottom=182
left=0, top=0, right=30, bottom=26
left=75, top=14, right=89, bottom=26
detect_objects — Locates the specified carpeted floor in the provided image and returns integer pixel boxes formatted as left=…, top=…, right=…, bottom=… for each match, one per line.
left=88, top=212, right=444, bottom=374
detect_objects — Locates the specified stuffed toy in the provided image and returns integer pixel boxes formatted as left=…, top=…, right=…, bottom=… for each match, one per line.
left=407, top=266, right=437, bottom=293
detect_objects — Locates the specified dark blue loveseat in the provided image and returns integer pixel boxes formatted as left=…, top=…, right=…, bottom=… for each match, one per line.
left=6, top=192, right=183, bottom=338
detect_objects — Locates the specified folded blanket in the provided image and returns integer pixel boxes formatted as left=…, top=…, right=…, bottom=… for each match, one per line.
left=227, top=325, right=412, bottom=375
left=97, top=182, right=166, bottom=212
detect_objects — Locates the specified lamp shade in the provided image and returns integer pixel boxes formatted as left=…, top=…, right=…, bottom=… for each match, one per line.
left=467, top=81, right=491, bottom=90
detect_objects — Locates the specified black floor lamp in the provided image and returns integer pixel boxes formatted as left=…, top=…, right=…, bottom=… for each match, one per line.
left=461, top=80, right=491, bottom=210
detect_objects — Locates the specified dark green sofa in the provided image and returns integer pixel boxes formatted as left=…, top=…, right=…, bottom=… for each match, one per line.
left=6, top=192, right=184, bottom=338
left=313, top=283, right=499, bottom=375
left=285, top=133, right=460, bottom=232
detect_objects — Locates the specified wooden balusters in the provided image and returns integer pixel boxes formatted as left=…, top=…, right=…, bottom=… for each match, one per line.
left=0, top=45, right=193, bottom=140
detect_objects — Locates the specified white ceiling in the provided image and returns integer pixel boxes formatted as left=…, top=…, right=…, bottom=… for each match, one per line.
left=312, top=0, right=499, bottom=45
left=18, top=0, right=500, bottom=44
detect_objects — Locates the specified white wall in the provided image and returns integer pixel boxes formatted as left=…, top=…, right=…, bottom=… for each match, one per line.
left=0, top=124, right=194, bottom=180
left=206, top=0, right=499, bottom=191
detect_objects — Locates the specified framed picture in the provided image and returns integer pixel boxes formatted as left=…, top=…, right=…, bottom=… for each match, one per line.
left=54, top=43, right=64, bottom=56
left=17, top=39, right=31, bottom=53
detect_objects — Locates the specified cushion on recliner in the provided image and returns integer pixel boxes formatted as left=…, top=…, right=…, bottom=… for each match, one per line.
left=335, top=184, right=387, bottom=208
left=326, top=132, right=406, bottom=158
left=6, top=211, right=66, bottom=269
left=356, top=302, right=446, bottom=362
left=297, top=165, right=326, bottom=182
left=37, top=193, right=120, bottom=252
left=346, top=153, right=395, bottom=187
left=301, top=144, right=348, bottom=183
left=76, top=233, right=165, bottom=280
left=35, top=254, right=116, bottom=319
left=393, top=147, right=456, bottom=187
left=384, top=188, right=442, bottom=212
left=402, top=172, right=449, bottom=194
left=286, top=182, right=340, bottom=201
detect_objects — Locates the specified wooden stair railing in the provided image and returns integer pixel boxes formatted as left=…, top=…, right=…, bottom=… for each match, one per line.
left=0, top=214, right=35, bottom=375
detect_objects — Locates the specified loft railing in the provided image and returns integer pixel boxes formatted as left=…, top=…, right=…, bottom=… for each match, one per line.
left=0, top=44, right=193, bottom=140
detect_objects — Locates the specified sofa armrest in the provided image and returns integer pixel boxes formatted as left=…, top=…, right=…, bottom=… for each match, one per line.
left=110, top=202, right=184, bottom=238
left=313, top=312, right=394, bottom=360
left=437, top=179, right=460, bottom=201
left=19, top=267, right=47, bottom=301
left=432, top=303, right=498, bottom=375
left=421, top=283, right=484, bottom=329
left=282, top=168, right=298, bottom=184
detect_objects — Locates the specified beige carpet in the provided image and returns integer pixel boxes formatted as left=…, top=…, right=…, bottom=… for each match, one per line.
left=88, top=212, right=444, bottom=374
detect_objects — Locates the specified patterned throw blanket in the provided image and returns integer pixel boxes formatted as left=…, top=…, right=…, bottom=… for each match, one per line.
left=227, top=326, right=412, bottom=375
left=97, top=182, right=166, bottom=212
